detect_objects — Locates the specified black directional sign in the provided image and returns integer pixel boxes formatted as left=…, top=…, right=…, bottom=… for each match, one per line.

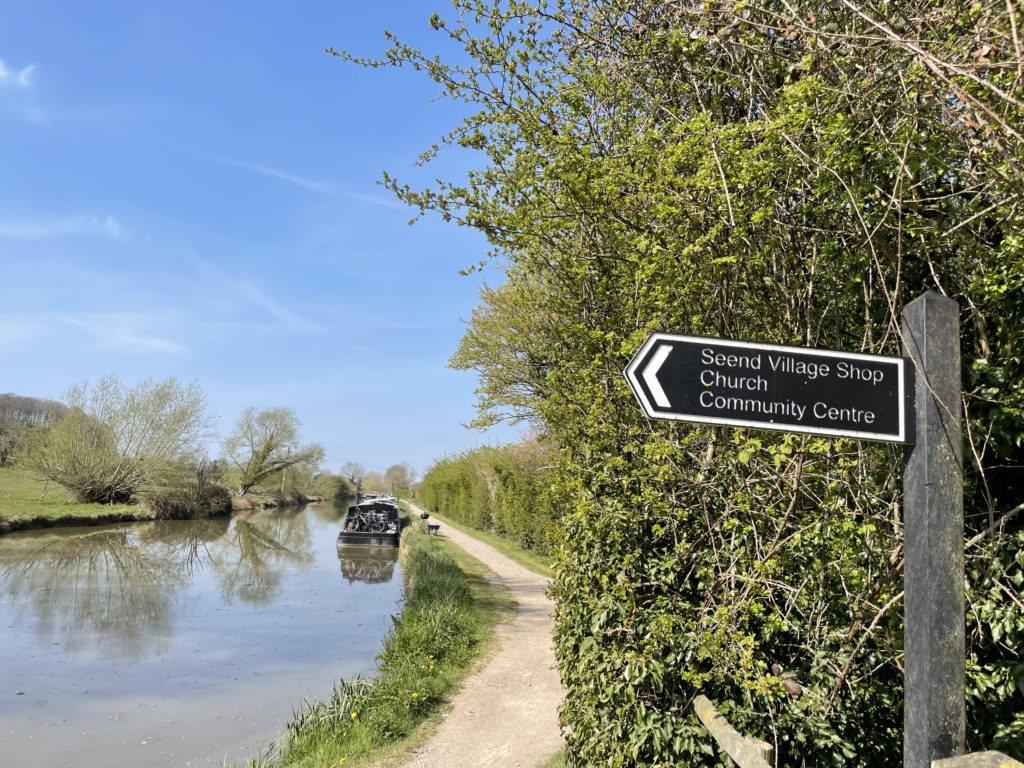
left=625, top=333, right=912, bottom=443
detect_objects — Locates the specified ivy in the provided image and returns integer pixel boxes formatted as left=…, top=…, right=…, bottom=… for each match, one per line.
left=343, top=1, right=1024, bottom=764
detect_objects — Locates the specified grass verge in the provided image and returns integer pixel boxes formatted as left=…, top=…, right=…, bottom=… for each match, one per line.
left=410, top=503, right=554, bottom=579
left=0, top=467, right=147, bottom=532
left=539, top=748, right=568, bottom=768
left=245, top=523, right=515, bottom=768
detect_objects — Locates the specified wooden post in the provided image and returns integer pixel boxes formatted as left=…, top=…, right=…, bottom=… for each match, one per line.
left=932, top=752, right=1024, bottom=768
left=902, top=291, right=965, bottom=768
left=693, top=695, right=773, bottom=768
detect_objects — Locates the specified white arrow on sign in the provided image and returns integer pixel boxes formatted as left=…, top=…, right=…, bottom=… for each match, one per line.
left=643, top=343, right=673, bottom=408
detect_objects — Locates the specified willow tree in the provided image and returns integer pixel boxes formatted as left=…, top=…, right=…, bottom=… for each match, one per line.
left=223, top=407, right=324, bottom=496
left=384, top=461, right=416, bottom=493
left=341, top=1, right=1024, bottom=763
left=17, top=375, right=211, bottom=504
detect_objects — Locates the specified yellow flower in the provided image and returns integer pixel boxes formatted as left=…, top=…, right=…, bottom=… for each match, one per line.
left=351, top=711, right=358, bottom=719
left=411, top=692, right=418, bottom=698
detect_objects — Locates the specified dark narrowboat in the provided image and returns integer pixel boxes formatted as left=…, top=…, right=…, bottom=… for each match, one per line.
left=337, top=499, right=402, bottom=548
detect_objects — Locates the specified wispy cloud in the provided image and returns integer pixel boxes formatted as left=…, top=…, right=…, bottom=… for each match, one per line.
left=0, top=59, right=35, bottom=88
left=0, top=312, right=187, bottom=357
left=57, top=313, right=188, bottom=357
left=187, top=254, right=323, bottom=333
left=218, top=157, right=334, bottom=196
left=213, top=155, right=405, bottom=210
left=0, top=214, right=122, bottom=240
left=236, top=281, right=323, bottom=333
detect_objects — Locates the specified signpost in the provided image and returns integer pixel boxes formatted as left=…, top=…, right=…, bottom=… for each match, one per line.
left=624, top=291, right=964, bottom=767
left=625, top=333, right=912, bottom=443
left=902, top=293, right=965, bottom=768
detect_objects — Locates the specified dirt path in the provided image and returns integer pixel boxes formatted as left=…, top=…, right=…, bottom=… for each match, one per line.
left=401, top=504, right=564, bottom=768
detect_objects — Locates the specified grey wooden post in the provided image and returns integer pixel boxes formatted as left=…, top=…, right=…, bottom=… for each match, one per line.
left=902, top=291, right=965, bottom=768
left=693, top=696, right=773, bottom=768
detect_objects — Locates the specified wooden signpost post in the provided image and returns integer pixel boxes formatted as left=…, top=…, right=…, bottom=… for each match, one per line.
left=625, top=290, right=964, bottom=767
left=902, top=293, right=965, bottom=768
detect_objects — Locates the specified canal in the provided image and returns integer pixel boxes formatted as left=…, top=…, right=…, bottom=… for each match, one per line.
left=0, top=503, right=404, bottom=767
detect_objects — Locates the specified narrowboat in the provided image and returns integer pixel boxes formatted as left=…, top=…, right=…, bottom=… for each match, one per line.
left=337, top=499, right=402, bottom=547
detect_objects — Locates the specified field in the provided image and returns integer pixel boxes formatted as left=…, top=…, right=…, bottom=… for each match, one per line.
left=0, top=467, right=142, bottom=524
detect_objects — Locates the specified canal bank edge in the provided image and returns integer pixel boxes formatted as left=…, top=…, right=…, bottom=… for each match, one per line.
left=0, top=508, right=156, bottom=536
left=0, top=466, right=330, bottom=537
left=258, top=519, right=516, bottom=768
left=0, top=495, right=328, bottom=537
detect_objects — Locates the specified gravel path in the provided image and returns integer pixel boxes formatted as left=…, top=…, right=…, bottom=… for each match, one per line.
left=401, top=504, right=564, bottom=768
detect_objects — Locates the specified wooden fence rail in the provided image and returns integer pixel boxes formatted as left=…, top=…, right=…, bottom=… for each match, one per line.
left=932, top=753, right=1024, bottom=768
left=693, top=695, right=773, bottom=768
left=692, top=696, right=1022, bottom=768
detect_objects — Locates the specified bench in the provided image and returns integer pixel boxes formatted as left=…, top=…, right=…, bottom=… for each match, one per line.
left=426, top=524, right=441, bottom=535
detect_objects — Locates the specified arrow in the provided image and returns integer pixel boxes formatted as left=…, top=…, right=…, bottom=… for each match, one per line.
left=643, top=343, right=673, bottom=408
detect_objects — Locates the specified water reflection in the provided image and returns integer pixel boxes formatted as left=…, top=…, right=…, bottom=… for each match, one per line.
left=136, top=517, right=231, bottom=575
left=0, top=507, right=336, bottom=658
left=310, top=500, right=347, bottom=524
left=0, top=527, right=183, bottom=660
left=210, top=510, right=314, bottom=605
left=337, top=545, right=400, bottom=584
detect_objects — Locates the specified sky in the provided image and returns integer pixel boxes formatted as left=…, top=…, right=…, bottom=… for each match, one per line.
left=0, top=1, right=520, bottom=476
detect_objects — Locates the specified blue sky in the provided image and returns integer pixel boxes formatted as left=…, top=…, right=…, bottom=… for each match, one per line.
left=0, top=1, right=519, bottom=476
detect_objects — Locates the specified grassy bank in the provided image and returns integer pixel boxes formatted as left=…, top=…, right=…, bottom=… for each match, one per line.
left=250, top=523, right=514, bottom=768
left=0, top=466, right=150, bottom=533
left=231, top=489, right=325, bottom=512
left=540, top=749, right=568, bottom=768
left=0, top=467, right=331, bottom=536
left=410, top=502, right=554, bottom=579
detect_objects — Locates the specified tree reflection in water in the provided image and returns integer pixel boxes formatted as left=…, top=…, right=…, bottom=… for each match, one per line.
left=0, top=527, right=184, bottom=660
left=207, top=509, right=314, bottom=605
left=136, top=518, right=231, bottom=575
left=310, top=500, right=347, bottom=525
left=0, top=509, right=317, bottom=659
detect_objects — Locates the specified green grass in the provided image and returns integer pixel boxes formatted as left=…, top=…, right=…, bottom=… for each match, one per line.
left=244, top=523, right=515, bottom=768
left=539, top=748, right=568, bottom=768
left=0, top=466, right=142, bottom=524
left=418, top=508, right=555, bottom=579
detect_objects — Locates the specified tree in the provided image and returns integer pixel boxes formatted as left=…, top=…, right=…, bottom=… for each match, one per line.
left=0, top=413, right=27, bottom=467
left=384, top=461, right=416, bottom=493
left=304, top=471, right=352, bottom=501
left=346, top=0, right=1024, bottom=763
left=16, top=375, right=211, bottom=504
left=339, top=461, right=367, bottom=491
left=362, top=470, right=385, bottom=493
left=1, top=394, right=68, bottom=466
left=223, top=407, right=324, bottom=497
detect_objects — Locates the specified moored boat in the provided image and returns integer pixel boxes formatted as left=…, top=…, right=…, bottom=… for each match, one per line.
left=337, top=499, right=402, bottom=547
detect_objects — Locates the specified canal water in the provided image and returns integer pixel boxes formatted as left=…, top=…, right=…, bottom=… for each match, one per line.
left=0, top=504, right=404, bottom=767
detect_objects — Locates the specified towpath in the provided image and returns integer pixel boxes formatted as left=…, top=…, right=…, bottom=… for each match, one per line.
left=400, top=503, right=564, bottom=768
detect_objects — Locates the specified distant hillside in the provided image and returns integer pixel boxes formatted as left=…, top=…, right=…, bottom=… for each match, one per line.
left=0, top=393, right=66, bottom=426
